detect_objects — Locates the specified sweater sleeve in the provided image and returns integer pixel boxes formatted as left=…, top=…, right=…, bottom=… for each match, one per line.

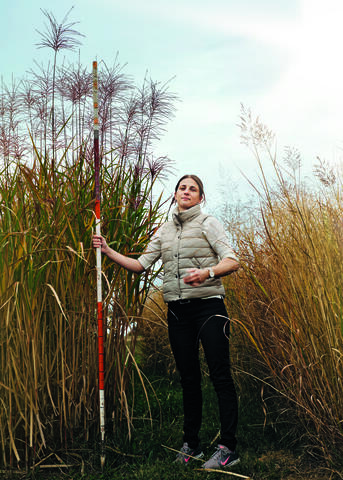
left=202, top=217, right=239, bottom=262
left=137, top=228, right=162, bottom=270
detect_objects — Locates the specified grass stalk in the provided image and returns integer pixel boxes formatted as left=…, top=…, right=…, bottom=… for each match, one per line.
left=229, top=108, right=343, bottom=466
left=0, top=143, right=165, bottom=468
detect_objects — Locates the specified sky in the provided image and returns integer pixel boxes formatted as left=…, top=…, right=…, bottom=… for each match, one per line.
left=2, top=0, right=343, bottom=207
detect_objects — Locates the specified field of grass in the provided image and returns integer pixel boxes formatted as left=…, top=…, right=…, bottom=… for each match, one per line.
left=2, top=154, right=343, bottom=479
left=9, top=372, right=341, bottom=480
left=1, top=13, right=342, bottom=479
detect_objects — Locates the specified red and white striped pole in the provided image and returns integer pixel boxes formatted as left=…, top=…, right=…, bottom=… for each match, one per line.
left=93, top=60, right=105, bottom=468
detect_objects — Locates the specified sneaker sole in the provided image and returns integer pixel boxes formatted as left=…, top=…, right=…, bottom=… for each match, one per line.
left=223, top=458, right=240, bottom=468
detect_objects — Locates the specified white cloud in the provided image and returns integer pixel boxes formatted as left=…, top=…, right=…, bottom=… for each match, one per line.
left=116, top=0, right=298, bottom=52
left=243, top=0, right=343, bottom=165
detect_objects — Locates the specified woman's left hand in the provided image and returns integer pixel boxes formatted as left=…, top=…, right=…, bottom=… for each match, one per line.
left=183, top=268, right=208, bottom=287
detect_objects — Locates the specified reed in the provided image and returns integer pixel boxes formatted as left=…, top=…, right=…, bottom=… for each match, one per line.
left=36, top=7, right=84, bottom=169
left=0, top=8, right=177, bottom=180
left=0, top=8, right=176, bottom=470
left=0, top=144, right=167, bottom=469
left=138, top=289, right=175, bottom=377
left=227, top=107, right=343, bottom=466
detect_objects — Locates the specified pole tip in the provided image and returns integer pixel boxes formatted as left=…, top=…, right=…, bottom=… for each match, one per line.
left=100, top=454, right=106, bottom=470
left=93, top=60, right=97, bottom=68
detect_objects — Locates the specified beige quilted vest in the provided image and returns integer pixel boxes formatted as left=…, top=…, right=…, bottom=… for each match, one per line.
left=160, top=204, right=226, bottom=302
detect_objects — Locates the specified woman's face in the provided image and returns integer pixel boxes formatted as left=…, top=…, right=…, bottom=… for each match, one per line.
left=174, top=177, right=202, bottom=211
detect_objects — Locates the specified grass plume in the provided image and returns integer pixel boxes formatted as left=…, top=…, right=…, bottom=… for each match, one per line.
left=227, top=106, right=343, bottom=468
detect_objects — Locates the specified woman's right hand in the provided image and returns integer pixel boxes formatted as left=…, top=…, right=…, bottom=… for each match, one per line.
left=92, top=234, right=144, bottom=273
left=92, top=234, right=109, bottom=254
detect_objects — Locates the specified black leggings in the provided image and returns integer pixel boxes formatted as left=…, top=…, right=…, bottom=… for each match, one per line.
left=167, top=297, right=238, bottom=451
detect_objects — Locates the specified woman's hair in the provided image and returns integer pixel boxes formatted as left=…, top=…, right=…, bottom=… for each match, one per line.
left=171, top=174, right=205, bottom=205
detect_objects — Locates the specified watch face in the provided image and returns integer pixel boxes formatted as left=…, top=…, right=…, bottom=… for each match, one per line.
left=209, top=268, right=215, bottom=278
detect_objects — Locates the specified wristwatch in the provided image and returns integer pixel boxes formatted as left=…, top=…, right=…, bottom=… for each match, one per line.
left=207, top=267, right=215, bottom=279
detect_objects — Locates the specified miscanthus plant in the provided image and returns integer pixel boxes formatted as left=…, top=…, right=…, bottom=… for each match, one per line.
left=227, top=105, right=343, bottom=469
left=0, top=143, right=170, bottom=470
left=0, top=8, right=177, bottom=178
left=0, top=6, right=178, bottom=472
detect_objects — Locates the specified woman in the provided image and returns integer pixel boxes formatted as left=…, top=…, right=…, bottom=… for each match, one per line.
left=92, top=174, right=240, bottom=470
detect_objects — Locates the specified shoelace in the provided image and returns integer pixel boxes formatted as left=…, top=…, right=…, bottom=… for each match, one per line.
left=178, top=444, right=192, bottom=456
left=211, top=446, right=228, bottom=459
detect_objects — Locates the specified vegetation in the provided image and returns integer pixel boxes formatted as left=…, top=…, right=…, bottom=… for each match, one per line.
left=1, top=7, right=176, bottom=177
left=3, top=367, right=340, bottom=479
left=0, top=151, right=171, bottom=470
left=225, top=106, right=343, bottom=470
left=0, top=8, right=177, bottom=471
left=1, top=7, right=342, bottom=480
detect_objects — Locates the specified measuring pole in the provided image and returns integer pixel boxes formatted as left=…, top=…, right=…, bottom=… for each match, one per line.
left=93, top=60, right=105, bottom=468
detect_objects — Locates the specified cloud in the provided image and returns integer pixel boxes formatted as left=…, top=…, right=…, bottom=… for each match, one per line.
left=240, top=0, right=343, bottom=164
left=112, top=0, right=298, bottom=50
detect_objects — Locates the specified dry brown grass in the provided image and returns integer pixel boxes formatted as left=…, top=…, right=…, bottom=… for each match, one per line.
left=138, top=289, right=175, bottom=377
left=227, top=106, right=343, bottom=469
left=0, top=151, right=169, bottom=470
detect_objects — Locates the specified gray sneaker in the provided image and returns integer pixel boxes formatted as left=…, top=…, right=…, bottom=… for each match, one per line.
left=174, top=442, right=204, bottom=465
left=203, top=444, right=240, bottom=470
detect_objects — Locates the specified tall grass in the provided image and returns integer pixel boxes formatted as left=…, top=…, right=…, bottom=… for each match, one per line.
left=227, top=106, right=343, bottom=467
left=0, top=8, right=177, bottom=471
left=36, top=7, right=85, bottom=168
left=0, top=8, right=177, bottom=175
left=0, top=146, right=168, bottom=469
